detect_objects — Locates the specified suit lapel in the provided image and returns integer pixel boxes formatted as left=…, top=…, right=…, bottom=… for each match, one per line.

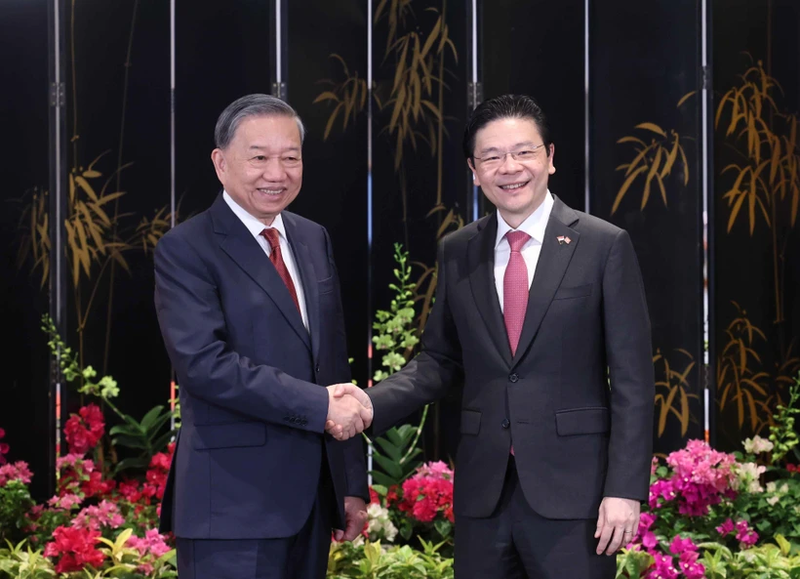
left=467, top=215, right=514, bottom=367
left=283, top=213, right=321, bottom=362
left=211, top=197, right=311, bottom=351
left=512, top=197, right=580, bottom=367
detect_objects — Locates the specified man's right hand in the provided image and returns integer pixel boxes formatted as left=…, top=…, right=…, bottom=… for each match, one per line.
left=325, top=384, right=373, bottom=440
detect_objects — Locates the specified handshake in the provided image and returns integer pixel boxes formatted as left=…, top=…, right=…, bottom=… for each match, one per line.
left=325, top=384, right=373, bottom=441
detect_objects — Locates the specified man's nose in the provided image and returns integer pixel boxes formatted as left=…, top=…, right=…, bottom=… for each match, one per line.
left=498, top=153, right=523, bottom=172
left=261, top=158, right=287, bottom=180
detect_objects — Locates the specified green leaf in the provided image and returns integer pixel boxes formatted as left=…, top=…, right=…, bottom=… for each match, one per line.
left=111, top=434, right=149, bottom=450
left=144, top=413, right=172, bottom=440
left=374, top=437, right=404, bottom=462
left=371, top=453, right=403, bottom=479
left=369, top=470, right=400, bottom=487
left=433, top=519, right=452, bottom=538
left=108, top=424, right=142, bottom=437
left=151, top=430, right=176, bottom=454
left=112, top=457, right=150, bottom=475
left=139, top=405, right=165, bottom=431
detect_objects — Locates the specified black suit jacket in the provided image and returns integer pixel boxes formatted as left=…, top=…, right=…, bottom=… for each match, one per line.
left=368, top=196, right=655, bottom=520
left=155, top=194, right=368, bottom=539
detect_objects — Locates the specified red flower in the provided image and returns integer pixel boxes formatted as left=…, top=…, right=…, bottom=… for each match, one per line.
left=0, top=427, right=9, bottom=466
left=81, top=470, right=115, bottom=498
left=118, top=480, right=143, bottom=503
left=143, top=447, right=173, bottom=500
left=399, top=476, right=454, bottom=524
left=369, top=487, right=381, bottom=505
left=386, top=485, right=399, bottom=506
left=44, top=526, right=105, bottom=573
left=64, top=405, right=105, bottom=455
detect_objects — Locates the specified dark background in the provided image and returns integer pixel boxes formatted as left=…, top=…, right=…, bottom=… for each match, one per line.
left=1, top=0, right=798, bottom=498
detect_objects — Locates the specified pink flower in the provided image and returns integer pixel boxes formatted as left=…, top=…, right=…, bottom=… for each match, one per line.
left=661, top=440, right=738, bottom=516
left=0, top=461, right=33, bottom=486
left=735, top=520, right=758, bottom=548
left=126, top=528, right=172, bottom=573
left=416, top=460, right=454, bottom=480
left=716, top=518, right=735, bottom=535
left=679, top=551, right=705, bottom=579
left=647, top=553, right=679, bottom=579
left=669, top=535, right=696, bottom=555
left=48, top=493, right=83, bottom=510
left=642, top=531, right=658, bottom=549
left=71, top=500, right=125, bottom=531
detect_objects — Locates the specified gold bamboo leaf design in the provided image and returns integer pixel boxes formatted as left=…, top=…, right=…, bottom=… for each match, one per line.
left=653, top=348, right=698, bottom=436
left=613, top=124, right=690, bottom=215
left=314, top=54, right=370, bottom=141
left=315, top=0, right=462, bottom=348
left=676, top=91, right=696, bottom=108
left=716, top=58, right=800, bottom=270
left=635, top=122, right=667, bottom=137
left=716, top=301, right=774, bottom=433
left=16, top=152, right=178, bottom=289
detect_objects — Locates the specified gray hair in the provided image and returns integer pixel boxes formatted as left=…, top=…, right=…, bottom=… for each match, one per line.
left=214, top=94, right=306, bottom=149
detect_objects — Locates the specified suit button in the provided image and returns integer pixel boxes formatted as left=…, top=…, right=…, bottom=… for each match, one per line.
left=502, top=419, right=510, bottom=429
left=315, top=364, right=320, bottom=373
left=508, top=373, right=519, bottom=383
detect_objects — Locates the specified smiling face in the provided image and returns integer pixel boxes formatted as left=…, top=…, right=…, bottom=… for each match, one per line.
left=468, top=117, right=555, bottom=229
left=211, top=114, right=303, bottom=226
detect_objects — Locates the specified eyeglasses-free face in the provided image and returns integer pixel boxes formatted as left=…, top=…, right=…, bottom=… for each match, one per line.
left=211, top=115, right=304, bottom=226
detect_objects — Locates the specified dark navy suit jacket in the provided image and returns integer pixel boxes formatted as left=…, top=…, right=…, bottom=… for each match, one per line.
left=155, top=194, right=367, bottom=539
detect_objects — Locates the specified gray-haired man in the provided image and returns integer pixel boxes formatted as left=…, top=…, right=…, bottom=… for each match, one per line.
left=155, top=94, right=372, bottom=579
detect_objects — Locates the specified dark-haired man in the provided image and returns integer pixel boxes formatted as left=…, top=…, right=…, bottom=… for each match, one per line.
left=331, top=94, right=654, bottom=578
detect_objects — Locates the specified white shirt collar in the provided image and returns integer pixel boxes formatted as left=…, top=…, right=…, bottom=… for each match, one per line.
left=495, top=191, right=554, bottom=249
left=223, top=190, right=288, bottom=241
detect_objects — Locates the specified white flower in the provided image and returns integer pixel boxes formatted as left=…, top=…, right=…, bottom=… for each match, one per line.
left=365, top=503, right=398, bottom=543
left=780, top=483, right=789, bottom=494
left=743, top=435, right=774, bottom=454
left=734, top=462, right=766, bottom=493
left=766, top=482, right=777, bottom=493
left=767, top=495, right=780, bottom=506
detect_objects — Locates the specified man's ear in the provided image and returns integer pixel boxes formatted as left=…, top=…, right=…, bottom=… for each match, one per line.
left=547, top=144, right=556, bottom=175
left=211, top=148, right=226, bottom=181
left=467, top=158, right=480, bottom=185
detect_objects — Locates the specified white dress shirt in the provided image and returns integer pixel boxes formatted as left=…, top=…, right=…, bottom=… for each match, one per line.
left=494, top=191, right=555, bottom=312
left=223, top=191, right=309, bottom=331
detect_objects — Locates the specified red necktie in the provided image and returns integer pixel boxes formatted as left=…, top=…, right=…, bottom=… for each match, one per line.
left=504, top=230, right=531, bottom=356
left=504, top=230, right=530, bottom=457
left=261, top=228, right=300, bottom=313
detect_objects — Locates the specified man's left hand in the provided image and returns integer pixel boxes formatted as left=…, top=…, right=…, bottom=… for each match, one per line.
left=334, top=496, right=368, bottom=542
left=594, top=497, right=640, bottom=555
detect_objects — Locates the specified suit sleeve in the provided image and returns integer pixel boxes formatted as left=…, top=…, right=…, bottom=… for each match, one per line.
left=322, top=227, right=369, bottom=501
left=367, top=235, right=464, bottom=436
left=601, top=229, right=655, bottom=502
left=154, top=231, right=330, bottom=433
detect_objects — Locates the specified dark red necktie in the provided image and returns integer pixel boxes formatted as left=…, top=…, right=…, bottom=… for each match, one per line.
left=261, top=228, right=300, bottom=313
